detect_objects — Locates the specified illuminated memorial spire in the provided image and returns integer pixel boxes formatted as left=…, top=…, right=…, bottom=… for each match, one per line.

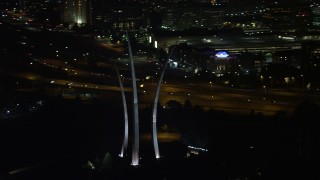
left=152, top=40, right=179, bottom=159
left=114, top=62, right=129, bottom=158
left=126, top=31, right=140, bottom=166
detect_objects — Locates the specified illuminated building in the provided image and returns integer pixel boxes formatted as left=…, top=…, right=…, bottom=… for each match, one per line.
left=5, top=0, right=63, bottom=24
left=162, top=2, right=224, bottom=31
left=91, top=1, right=150, bottom=40
left=311, top=3, right=320, bottom=26
left=19, top=0, right=26, bottom=13
left=241, top=26, right=273, bottom=36
left=212, top=50, right=238, bottom=74
left=262, top=1, right=312, bottom=31
left=0, top=0, right=21, bottom=10
left=110, top=6, right=148, bottom=31
left=62, top=0, right=92, bottom=26
left=301, top=41, right=320, bottom=71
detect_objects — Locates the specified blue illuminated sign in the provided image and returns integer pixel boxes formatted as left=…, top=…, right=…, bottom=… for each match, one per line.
left=215, top=51, right=229, bottom=58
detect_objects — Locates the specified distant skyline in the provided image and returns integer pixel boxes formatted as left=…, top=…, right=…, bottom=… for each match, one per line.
left=1, top=0, right=318, bottom=10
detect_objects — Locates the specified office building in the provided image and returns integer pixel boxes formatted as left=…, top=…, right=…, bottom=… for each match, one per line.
left=62, top=0, right=92, bottom=26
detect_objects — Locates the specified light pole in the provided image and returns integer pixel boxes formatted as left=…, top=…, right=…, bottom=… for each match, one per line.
left=262, top=85, right=267, bottom=111
left=284, top=77, right=289, bottom=90
left=120, top=74, right=124, bottom=84
left=143, top=90, right=147, bottom=104
left=301, top=74, right=304, bottom=90
left=65, top=68, right=69, bottom=81
left=315, top=88, right=319, bottom=104
left=185, top=75, right=188, bottom=85
left=269, top=76, right=273, bottom=88
left=55, top=50, right=59, bottom=59
left=263, top=85, right=266, bottom=97
left=145, top=75, right=154, bottom=84
left=209, top=81, right=213, bottom=98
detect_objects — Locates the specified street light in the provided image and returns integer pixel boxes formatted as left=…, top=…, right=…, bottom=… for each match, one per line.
left=262, top=85, right=266, bottom=98
left=284, top=77, right=289, bottom=90
left=146, top=75, right=154, bottom=84
left=301, top=74, right=304, bottom=86
left=143, top=90, right=147, bottom=104
left=315, top=88, right=319, bottom=104
left=209, top=81, right=212, bottom=97
left=64, top=68, right=70, bottom=80
left=185, top=75, right=188, bottom=85
left=120, top=74, right=124, bottom=84
left=55, top=50, right=59, bottom=59
left=269, top=76, right=273, bottom=88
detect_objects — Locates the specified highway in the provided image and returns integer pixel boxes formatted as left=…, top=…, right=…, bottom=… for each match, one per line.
left=140, top=82, right=309, bottom=116
left=1, top=62, right=314, bottom=116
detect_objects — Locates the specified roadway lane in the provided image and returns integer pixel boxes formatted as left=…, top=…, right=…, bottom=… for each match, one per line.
left=140, top=82, right=312, bottom=116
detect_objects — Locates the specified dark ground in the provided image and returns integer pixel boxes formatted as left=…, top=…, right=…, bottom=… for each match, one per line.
left=0, top=89, right=320, bottom=180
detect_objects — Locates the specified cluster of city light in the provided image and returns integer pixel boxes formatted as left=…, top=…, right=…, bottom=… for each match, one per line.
left=186, top=146, right=208, bottom=157
left=188, top=146, right=208, bottom=152
left=0, top=100, right=44, bottom=119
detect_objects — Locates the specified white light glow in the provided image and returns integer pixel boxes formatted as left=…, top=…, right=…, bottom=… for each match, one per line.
left=77, top=19, right=82, bottom=24
left=154, top=41, right=158, bottom=48
left=127, top=31, right=140, bottom=166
